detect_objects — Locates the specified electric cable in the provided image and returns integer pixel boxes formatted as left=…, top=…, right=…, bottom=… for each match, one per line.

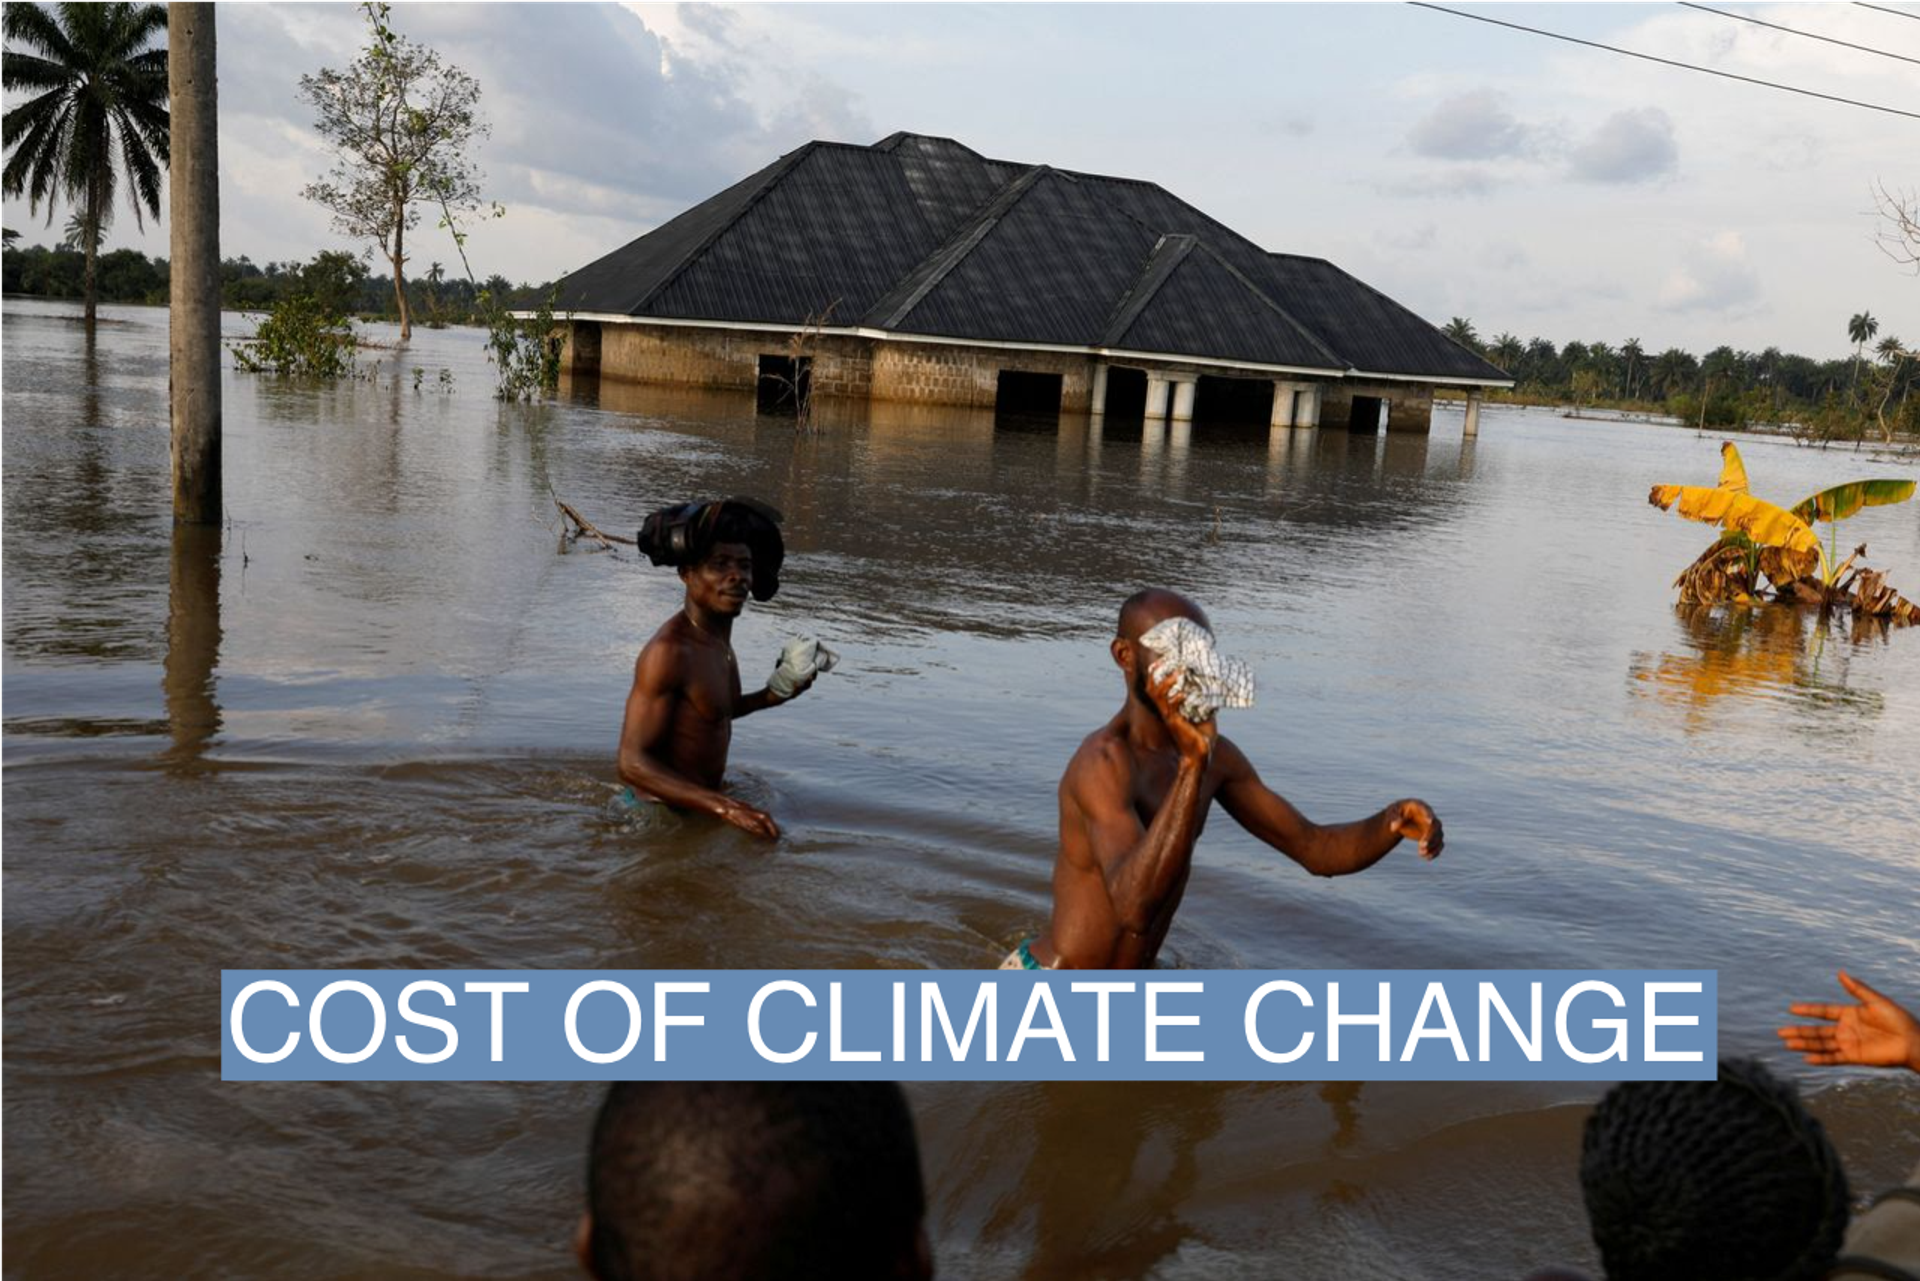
left=1408, top=2, right=1920, bottom=121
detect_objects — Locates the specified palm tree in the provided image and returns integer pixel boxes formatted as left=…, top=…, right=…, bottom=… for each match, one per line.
left=1621, top=337, right=1645, bottom=401
left=60, top=205, right=103, bottom=252
left=1490, top=332, right=1523, bottom=374
left=1443, top=316, right=1480, bottom=354
left=1848, top=311, right=1879, bottom=391
left=2, top=3, right=169, bottom=329
left=1876, top=334, right=1905, bottom=363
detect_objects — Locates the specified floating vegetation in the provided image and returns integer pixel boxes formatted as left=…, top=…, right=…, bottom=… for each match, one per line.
left=1650, top=442, right=1917, bottom=624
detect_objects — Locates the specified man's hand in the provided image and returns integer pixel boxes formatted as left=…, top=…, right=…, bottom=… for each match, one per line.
left=1777, top=970, right=1920, bottom=1072
left=713, top=797, right=780, bottom=840
left=1147, top=668, right=1217, bottom=763
left=1388, top=799, right=1443, bottom=860
left=767, top=670, right=817, bottom=704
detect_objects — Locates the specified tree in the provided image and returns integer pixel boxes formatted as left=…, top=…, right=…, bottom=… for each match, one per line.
left=299, top=3, right=486, bottom=342
left=61, top=206, right=103, bottom=251
left=1621, top=337, right=1645, bottom=401
left=1443, top=316, right=1480, bottom=353
left=2, top=3, right=169, bottom=330
left=1489, top=332, right=1523, bottom=372
left=1870, top=180, right=1919, bottom=276
left=1876, top=334, right=1904, bottom=364
left=1848, top=311, right=1879, bottom=391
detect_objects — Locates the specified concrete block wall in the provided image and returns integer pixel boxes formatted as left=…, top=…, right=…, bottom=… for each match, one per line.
left=870, top=341, right=1096, bottom=411
left=575, top=321, right=874, bottom=399
left=1318, top=380, right=1436, bottom=434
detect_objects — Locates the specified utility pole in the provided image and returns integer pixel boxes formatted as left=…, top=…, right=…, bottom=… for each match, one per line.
left=169, top=2, right=220, bottom=525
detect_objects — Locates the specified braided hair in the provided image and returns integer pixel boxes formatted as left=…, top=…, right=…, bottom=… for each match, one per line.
left=1579, top=1056, right=1850, bottom=1281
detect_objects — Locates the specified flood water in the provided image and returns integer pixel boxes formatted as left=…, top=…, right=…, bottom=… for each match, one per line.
left=5, top=297, right=1918, bottom=1279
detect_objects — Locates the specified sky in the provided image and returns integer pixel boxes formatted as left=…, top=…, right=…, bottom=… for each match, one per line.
left=4, top=0, right=1917, bottom=360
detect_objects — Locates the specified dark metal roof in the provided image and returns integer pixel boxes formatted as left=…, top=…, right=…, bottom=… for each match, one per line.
left=554, top=133, right=1509, bottom=383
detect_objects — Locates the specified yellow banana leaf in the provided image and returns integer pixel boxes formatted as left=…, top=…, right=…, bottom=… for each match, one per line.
left=1717, top=441, right=1748, bottom=492
left=1788, top=478, right=1917, bottom=525
left=1648, top=484, right=1825, bottom=560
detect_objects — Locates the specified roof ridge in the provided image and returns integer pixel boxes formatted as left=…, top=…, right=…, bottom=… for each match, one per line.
left=1188, top=241, right=1347, bottom=369
left=871, top=131, right=985, bottom=159
left=1295, top=256, right=1507, bottom=378
left=631, top=144, right=819, bottom=315
left=1098, top=235, right=1197, bottom=347
left=865, top=164, right=1055, bottom=330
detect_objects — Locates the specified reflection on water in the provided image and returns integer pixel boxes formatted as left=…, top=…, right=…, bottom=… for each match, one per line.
left=6, top=300, right=1920, bottom=1278
left=163, top=523, right=224, bottom=770
left=1629, top=603, right=1886, bottom=732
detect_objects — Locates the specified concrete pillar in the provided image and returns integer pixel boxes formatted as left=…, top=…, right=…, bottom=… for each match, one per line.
left=169, top=3, right=221, bottom=526
left=1170, top=419, right=1192, bottom=452
left=1271, top=381, right=1296, bottom=428
left=1298, top=385, right=1321, bottom=427
left=1090, top=364, right=1109, bottom=417
left=1144, top=375, right=1170, bottom=423
left=1463, top=391, right=1482, bottom=438
left=1170, top=378, right=1196, bottom=423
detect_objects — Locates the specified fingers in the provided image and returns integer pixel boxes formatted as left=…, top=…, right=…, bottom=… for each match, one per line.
left=1776, top=1026, right=1839, bottom=1050
left=720, top=803, right=780, bottom=840
left=1838, top=970, right=1886, bottom=1005
left=1788, top=1002, right=1846, bottom=1022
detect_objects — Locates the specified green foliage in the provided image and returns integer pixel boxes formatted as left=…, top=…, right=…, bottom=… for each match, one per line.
left=231, top=294, right=356, bottom=379
left=482, top=287, right=563, bottom=402
left=2, top=3, right=170, bottom=320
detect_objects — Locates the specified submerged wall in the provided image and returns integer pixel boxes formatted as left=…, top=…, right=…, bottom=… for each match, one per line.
left=1317, top=380, right=1436, bottom=433
left=567, top=320, right=1443, bottom=426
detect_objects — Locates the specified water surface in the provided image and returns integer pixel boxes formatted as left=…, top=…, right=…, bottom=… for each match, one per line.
left=6, top=298, right=1918, bottom=1278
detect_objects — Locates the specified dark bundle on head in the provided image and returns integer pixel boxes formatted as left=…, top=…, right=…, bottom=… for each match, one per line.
left=635, top=497, right=785, bottom=600
left=585, top=1081, right=928, bottom=1281
left=1579, top=1057, right=1849, bottom=1281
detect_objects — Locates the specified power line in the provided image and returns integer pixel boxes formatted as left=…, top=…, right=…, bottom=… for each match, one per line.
left=1679, top=1, right=1920, bottom=66
left=1408, top=2, right=1920, bottom=120
left=1854, top=2, right=1920, bottom=22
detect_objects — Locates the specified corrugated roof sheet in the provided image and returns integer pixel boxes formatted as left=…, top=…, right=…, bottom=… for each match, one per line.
left=554, top=132, right=1509, bottom=383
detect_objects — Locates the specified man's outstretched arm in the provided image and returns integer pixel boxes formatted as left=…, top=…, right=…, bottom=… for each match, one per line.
left=616, top=646, right=778, bottom=839
left=1214, top=738, right=1441, bottom=877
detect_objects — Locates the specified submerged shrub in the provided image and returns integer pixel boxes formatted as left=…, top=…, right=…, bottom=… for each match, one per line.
left=231, top=294, right=356, bottom=379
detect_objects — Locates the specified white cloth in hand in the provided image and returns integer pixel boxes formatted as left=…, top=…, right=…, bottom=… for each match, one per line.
left=768, top=637, right=838, bottom=699
left=1139, top=617, right=1255, bottom=722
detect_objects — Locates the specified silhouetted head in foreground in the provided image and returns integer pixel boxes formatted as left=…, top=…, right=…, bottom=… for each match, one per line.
left=577, top=1081, right=932, bottom=1281
left=1579, top=1057, right=1849, bottom=1281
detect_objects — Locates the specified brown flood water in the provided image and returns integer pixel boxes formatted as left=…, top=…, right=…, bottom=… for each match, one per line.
left=5, top=297, right=1919, bottom=1278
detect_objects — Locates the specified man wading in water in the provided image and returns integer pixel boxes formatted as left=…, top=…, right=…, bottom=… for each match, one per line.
left=1005, top=588, right=1445, bottom=970
left=616, top=499, right=824, bottom=840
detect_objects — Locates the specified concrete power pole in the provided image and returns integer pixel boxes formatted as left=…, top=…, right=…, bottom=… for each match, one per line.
left=168, top=3, right=220, bottom=525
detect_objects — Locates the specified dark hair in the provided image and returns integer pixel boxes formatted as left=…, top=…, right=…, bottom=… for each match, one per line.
left=585, top=1081, right=927, bottom=1281
left=1579, top=1057, right=1849, bottom=1281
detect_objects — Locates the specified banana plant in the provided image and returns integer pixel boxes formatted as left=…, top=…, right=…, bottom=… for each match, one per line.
left=1649, top=442, right=1916, bottom=615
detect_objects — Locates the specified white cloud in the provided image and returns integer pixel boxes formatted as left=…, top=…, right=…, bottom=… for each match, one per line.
left=1659, top=231, right=1763, bottom=313
left=1407, top=90, right=1533, bottom=161
left=1569, top=108, right=1677, bottom=185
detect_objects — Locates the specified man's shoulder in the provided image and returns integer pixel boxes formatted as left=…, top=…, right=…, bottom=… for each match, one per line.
left=1062, top=725, right=1131, bottom=797
left=634, top=616, right=697, bottom=679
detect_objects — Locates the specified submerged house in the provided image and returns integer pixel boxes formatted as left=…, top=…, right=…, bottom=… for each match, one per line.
left=549, top=133, right=1511, bottom=432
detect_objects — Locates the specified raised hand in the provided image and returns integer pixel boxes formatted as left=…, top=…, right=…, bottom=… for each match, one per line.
left=1147, top=666, right=1217, bottom=763
left=1388, top=799, right=1443, bottom=860
left=714, top=796, right=781, bottom=841
left=1777, top=970, right=1920, bottom=1071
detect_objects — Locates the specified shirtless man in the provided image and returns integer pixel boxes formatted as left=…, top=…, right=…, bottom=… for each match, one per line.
left=616, top=503, right=815, bottom=839
left=1007, top=588, right=1444, bottom=970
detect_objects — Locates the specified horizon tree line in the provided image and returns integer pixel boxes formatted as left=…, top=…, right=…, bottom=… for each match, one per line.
left=1439, top=314, right=1913, bottom=435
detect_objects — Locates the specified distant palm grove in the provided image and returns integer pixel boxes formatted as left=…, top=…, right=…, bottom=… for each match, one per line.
left=0, top=238, right=554, bottom=325
left=1439, top=316, right=1915, bottom=444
